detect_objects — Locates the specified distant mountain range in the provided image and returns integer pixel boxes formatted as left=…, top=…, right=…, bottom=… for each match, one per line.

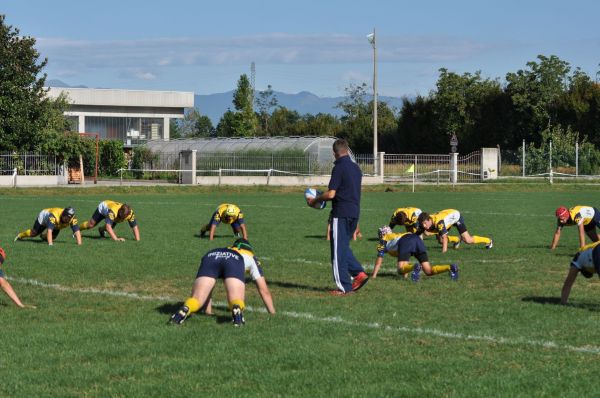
left=47, top=79, right=408, bottom=124
left=195, top=91, right=408, bottom=124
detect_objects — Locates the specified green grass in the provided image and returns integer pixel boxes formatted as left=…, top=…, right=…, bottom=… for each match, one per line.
left=1, top=185, right=600, bottom=397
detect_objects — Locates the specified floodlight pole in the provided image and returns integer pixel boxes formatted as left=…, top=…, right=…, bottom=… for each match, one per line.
left=370, top=28, right=378, bottom=175
left=366, top=29, right=379, bottom=174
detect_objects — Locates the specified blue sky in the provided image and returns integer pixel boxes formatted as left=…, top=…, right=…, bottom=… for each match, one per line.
left=3, top=0, right=599, bottom=97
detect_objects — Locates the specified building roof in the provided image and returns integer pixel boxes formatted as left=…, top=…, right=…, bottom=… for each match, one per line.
left=46, top=87, right=194, bottom=108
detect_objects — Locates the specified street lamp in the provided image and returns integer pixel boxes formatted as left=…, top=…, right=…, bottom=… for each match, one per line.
left=367, top=29, right=378, bottom=173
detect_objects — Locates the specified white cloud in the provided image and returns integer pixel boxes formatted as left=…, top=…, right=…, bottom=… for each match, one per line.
left=35, top=33, right=491, bottom=71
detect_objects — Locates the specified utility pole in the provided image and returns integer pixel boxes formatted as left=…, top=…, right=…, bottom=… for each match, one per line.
left=367, top=29, right=378, bottom=174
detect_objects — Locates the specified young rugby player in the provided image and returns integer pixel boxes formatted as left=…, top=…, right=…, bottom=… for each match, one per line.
left=169, top=239, right=275, bottom=326
left=15, top=207, right=81, bottom=246
left=200, top=203, right=247, bottom=241
left=79, top=200, right=140, bottom=241
left=552, top=206, right=600, bottom=249
left=417, top=209, right=492, bottom=253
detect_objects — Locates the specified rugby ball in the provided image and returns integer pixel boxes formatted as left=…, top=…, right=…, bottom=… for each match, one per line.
left=304, top=188, right=326, bottom=210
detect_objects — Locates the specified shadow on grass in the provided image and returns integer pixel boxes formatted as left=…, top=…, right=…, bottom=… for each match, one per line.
left=304, top=235, right=327, bottom=239
left=268, top=279, right=328, bottom=292
left=522, top=296, right=600, bottom=312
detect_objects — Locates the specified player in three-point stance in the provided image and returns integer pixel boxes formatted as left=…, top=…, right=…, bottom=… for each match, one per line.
left=0, top=247, right=36, bottom=308
left=561, top=241, right=600, bottom=304
left=551, top=206, right=600, bottom=250
left=200, top=203, right=247, bottom=241
left=417, top=209, right=492, bottom=253
left=15, top=207, right=82, bottom=246
left=169, top=238, right=275, bottom=326
left=79, top=200, right=140, bottom=241
left=371, top=226, right=458, bottom=281
left=388, top=207, right=423, bottom=233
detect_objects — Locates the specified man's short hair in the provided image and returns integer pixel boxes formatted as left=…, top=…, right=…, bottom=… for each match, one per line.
left=332, top=139, right=349, bottom=155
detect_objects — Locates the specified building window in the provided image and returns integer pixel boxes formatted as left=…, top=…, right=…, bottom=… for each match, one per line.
left=83, top=116, right=163, bottom=146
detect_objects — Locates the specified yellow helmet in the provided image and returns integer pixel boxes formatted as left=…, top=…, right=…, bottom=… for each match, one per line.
left=225, top=205, right=238, bottom=218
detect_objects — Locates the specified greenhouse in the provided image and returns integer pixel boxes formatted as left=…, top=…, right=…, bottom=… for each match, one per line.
left=145, top=136, right=337, bottom=165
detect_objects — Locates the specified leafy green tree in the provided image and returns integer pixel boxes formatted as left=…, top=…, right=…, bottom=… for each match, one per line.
left=505, top=55, right=571, bottom=143
left=231, top=74, right=258, bottom=136
left=169, top=119, right=182, bottom=139
left=268, top=107, right=302, bottom=136
left=255, top=85, right=279, bottom=135
left=0, top=15, right=68, bottom=150
left=299, top=113, right=341, bottom=137
left=215, top=110, right=237, bottom=137
left=336, top=83, right=397, bottom=153
left=193, top=115, right=215, bottom=137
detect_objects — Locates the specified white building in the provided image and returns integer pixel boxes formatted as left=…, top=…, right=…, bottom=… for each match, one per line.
left=46, top=87, right=194, bottom=147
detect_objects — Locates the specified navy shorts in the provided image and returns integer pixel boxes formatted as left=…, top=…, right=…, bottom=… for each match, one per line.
left=91, top=209, right=106, bottom=224
left=454, top=216, right=468, bottom=234
left=196, top=248, right=245, bottom=282
left=32, top=220, right=47, bottom=235
left=397, top=234, right=429, bottom=263
left=0, top=268, right=4, bottom=278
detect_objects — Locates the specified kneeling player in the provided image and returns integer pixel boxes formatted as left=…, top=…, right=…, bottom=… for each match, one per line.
left=15, top=207, right=81, bottom=246
left=79, top=200, right=139, bottom=242
left=200, top=203, right=247, bottom=241
left=417, top=209, right=492, bottom=253
left=0, top=247, right=35, bottom=308
left=552, top=205, right=600, bottom=250
left=169, top=238, right=275, bottom=326
left=561, top=242, right=600, bottom=304
left=372, top=227, right=458, bottom=282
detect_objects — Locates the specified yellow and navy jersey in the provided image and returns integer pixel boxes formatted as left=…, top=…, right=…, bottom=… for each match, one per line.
left=99, top=200, right=137, bottom=227
left=389, top=207, right=422, bottom=231
left=558, top=206, right=597, bottom=228
left=428, top=209, right=461, bottom=235
left=230, top=247, right=263, bottom=280
left=211, top=204, right=244, bottom=225
left=37, top=208, right=79, bottom=232
left=376, top=232, right=410, bottom=257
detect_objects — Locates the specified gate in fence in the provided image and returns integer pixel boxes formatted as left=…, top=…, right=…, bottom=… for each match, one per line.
left=383, top=149, right=492, bottom=183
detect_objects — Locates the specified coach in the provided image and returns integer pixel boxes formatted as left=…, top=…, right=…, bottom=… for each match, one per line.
left=309, top=139, right=369, bottom=295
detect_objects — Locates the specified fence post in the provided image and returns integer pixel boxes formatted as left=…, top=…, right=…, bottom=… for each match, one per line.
left=549, top=140, right=553, bottom=184
left=120, top=168, right=123, bottom=186
left=522, top=139, right=526, bottom=177
left=451, top=152, right=458, bottom=184
left=267, top=169, right=272, bottom=185
left=576, top=141, right=579, bottom=177
left=218, top=168, right=222, bottom=186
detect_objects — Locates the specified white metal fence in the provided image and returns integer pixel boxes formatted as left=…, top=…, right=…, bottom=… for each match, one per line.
left=0, top=152, right=61, bottom=176
left=383, top=151, right=483, bottom=183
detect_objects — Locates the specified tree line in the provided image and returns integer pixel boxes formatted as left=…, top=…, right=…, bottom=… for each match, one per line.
left=2, top=14, right=600, bottom=167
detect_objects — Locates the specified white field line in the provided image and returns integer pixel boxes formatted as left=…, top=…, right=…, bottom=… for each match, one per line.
left=7, top=276, right=600, bottom=355
left=0, top=196, right=554, bottom=217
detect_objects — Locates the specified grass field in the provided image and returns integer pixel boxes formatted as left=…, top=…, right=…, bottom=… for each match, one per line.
left=1, top=184, right=600, bottom=397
